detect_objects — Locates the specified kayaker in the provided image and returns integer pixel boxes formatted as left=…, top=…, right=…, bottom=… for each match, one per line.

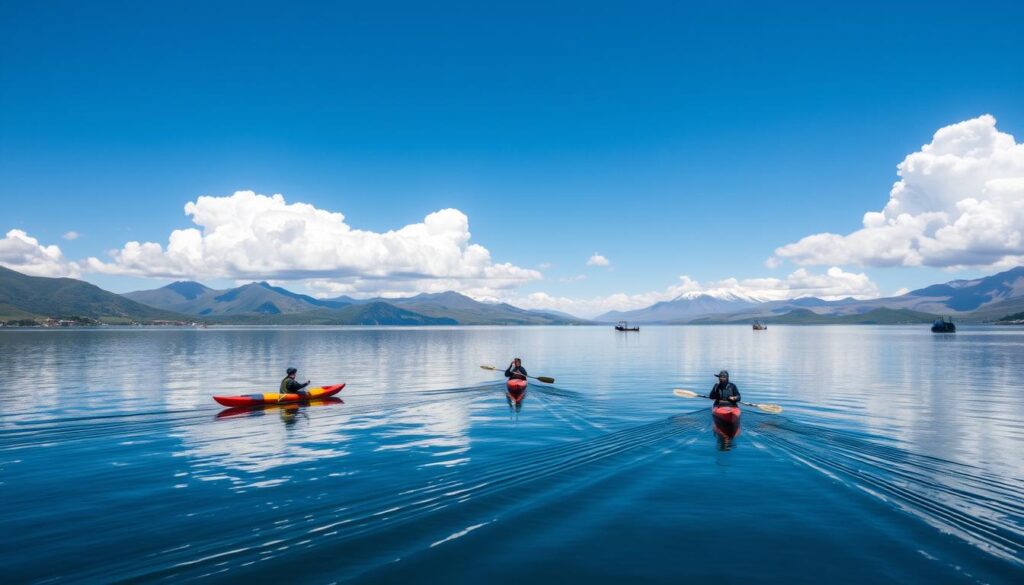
left=709, top=370, right=740, bottom=406
left=280, top=367, right=311, bottom=397
left=505, top=358, right=528, bottom=381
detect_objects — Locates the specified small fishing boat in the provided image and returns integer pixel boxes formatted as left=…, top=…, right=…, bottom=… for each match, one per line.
left=615, top=321, right=639, bottom=332
left=931, top=316, right=956, bottom=333
left=752, top=320, right=767, bottom=330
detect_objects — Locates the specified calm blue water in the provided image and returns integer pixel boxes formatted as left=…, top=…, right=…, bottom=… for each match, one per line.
left=1, top=325, right=1022, bottom=583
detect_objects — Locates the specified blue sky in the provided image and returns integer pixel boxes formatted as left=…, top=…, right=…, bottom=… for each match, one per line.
left=2, top=1, right=1023, bottom=316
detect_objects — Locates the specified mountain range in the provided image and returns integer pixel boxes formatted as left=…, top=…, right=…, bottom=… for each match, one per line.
left=121, top=281, right=585, bottom=325
left=596, top=266, right=1024, bottom=324
left=2, top=265, right=1024, bottom=326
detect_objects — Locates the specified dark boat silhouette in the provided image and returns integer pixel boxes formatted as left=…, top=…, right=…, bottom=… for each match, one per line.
left=931, top=316, right=956, bottom=333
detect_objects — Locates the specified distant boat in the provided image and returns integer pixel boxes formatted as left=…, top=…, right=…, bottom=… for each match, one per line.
left=615, top=321, right=640, bottom=332
left=752, top=320, right=767, bottom=330
left=931, top=316, right=956, bottom=333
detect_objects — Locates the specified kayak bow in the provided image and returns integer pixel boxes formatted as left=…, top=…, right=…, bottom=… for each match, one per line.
left=212, top=383, right=346, bottom=407
left=506, top=378, right=528, bottom=394
left=711, top=404, right=741, bottom=425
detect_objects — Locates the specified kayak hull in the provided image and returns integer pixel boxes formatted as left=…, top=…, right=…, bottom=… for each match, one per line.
left=712, top=404, right=741, bottom=425
left=212, top=383, right=345, bottom=407
left=216, top=397, right=344, bottom=419
left=506, top=378, right=528, bottom=393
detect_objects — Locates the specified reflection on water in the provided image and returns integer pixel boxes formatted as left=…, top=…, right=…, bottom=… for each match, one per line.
left=506, top=388, right=527, bottom=416
left=712, top=417, right=740, bottom=450
left=0, top=326, right=1022, bottom=582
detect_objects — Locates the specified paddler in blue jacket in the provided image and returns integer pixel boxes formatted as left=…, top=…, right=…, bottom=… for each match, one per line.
left=505, top=358, right=528, bottom=381
left=280, top=367, right=311, bottom=398
left=709, top=370, right=740, bottom=406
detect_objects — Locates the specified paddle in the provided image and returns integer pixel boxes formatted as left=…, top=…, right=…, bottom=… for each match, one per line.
left=673, top=388, right=783, bottom=414
left=480, top=365, right=555, bottom=384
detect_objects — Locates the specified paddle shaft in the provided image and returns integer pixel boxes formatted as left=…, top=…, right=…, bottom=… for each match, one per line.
left=673, top=388, right=781, bottom=413
left=481, top=364, right=554, bottom=384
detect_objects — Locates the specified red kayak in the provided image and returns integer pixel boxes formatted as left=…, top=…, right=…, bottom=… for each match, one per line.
left=212, top=383, right=345, bottom=407
left=506, top=378, right=527, bottom=393
left=712, top=404, right=741, bottom=425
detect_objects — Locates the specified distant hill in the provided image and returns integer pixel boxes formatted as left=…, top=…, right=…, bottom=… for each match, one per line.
left=124, top=283, right=586, bottom=325
left=384, top=291, right=585, bottom=325
left=905, top=267, right=1024, bottom=311
left=965, top=295, right=1024, bottom=322
left=125, top=281, right=352, bottom=316
left=597, top=291, right=761, bottom=323
left=690, top=307, right=938, bottom=325
left=527, top=308, right=584, bottom=321
left=206, top=302, right=458, bottom=325
left=610, top=266, right=1024, bottom=324
left=997, top=311, right=1024, bottom=323
left=0, top=266, right=193, bottom=323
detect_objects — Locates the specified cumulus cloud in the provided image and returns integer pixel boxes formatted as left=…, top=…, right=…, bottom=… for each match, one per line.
left=772, top=115, right=1024, bottom=269
left=510, top=267, right=878, bottom=318
left=85, top=191, right=541, bottom=294
left=0, top=230, right=79, bottom=277
left=586, top=253, right=610, bottom=267
left=62, top=231, right=80, bottom=241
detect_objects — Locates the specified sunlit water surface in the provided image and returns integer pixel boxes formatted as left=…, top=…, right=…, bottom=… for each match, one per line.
left=1, top=326, right=1021, bottom=583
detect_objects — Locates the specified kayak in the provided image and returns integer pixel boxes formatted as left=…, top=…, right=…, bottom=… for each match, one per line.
left=712, top=404, right=741, bottom=425
left=216, top=396, right=343, bottom=419
left=506, top=378, right=528, bottom=393
left=212, top=383, right=346, bottom=407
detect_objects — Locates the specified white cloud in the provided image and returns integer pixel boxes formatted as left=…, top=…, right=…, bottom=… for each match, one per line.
left=62, top=231, right=80, bottom=241
left=509, top=267, right=878, bottom=318
left=586, top=253, right=610, bottom=267
left=0, top=230, right=79, bottom=277
left=85, top=191, right=542, bottom=295
left=772, top=115, right=1024, bottom=269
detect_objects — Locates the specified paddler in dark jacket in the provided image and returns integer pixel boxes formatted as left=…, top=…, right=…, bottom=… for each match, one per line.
left=280, top=367, right=311, bottom=397
left=505, top=358, right=528, bottom=381
left=709, top=370, right=740, bottom=406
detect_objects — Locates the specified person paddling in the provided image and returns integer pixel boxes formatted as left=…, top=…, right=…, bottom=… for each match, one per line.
left=709, top=370, right=740, bottom=406
left=280, top=367, right=311, bottom=398
left=505, top=358, right=527, bottom=381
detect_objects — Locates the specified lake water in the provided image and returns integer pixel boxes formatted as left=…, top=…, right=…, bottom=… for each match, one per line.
left=1, top=325, right=1022, bottom=583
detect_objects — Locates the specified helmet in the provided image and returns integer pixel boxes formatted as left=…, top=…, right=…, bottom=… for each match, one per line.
left=286, top=367, right=297, bottom=375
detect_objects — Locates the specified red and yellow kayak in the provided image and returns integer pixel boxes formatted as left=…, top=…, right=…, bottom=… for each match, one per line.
left=216, top=397, right=344, bottom=419
left=213, top=383, right=346, bottom=407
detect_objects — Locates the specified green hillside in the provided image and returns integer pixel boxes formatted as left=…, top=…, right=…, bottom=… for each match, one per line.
left=127, top=283, right=587, bottom=325
left=0, top=266, right=194, bottom=323
left=208, top=302, right=457, bottom=325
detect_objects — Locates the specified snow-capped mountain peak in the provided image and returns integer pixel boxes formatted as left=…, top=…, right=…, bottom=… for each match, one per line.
left=671, top=289, right=766, bottom=303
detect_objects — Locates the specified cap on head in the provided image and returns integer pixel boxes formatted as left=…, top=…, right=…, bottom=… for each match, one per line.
left=715, top=370, right=729, bottom=378
left=286, top=367, right=297, bottom=375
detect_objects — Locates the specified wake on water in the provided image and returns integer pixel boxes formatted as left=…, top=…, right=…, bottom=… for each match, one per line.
left=2, top=383, right=1021, bottom=582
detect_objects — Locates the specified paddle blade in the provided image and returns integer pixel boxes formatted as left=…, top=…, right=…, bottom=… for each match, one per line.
left=673, top=389, right=699, bottom=398
left=535, top=376, right=555, bottom=384
left=480, top=365, right=498, bottom=371
left=755, top=403, right=783, bottom=414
